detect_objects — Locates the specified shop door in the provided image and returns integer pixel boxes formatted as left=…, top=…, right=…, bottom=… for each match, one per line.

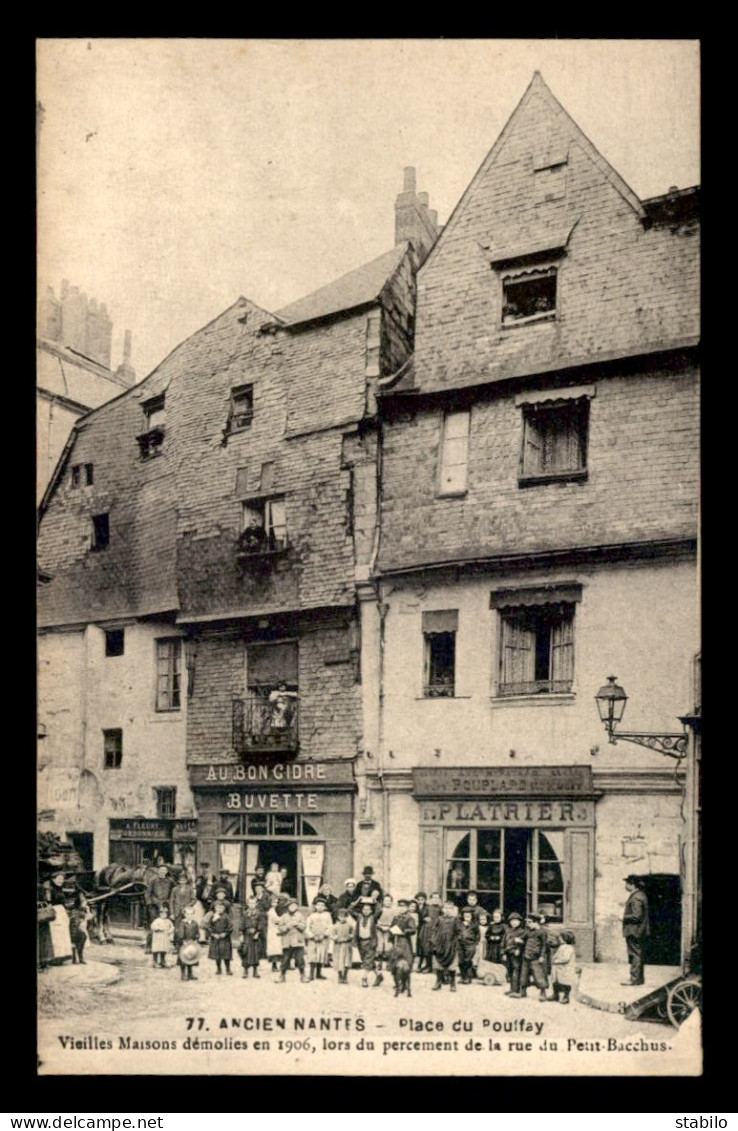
left=241, top=842, right=298, bottom=903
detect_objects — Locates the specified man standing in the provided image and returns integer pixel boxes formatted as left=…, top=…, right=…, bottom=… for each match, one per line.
left=622, top=875, right=650, bottom=986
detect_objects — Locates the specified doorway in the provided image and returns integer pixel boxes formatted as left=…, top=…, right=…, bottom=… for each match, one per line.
left=246, top=841, right=298, bottom=901
left=640, top=874, right=682, bottom=966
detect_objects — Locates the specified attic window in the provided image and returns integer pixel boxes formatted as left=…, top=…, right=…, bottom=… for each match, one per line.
left=502, top=269, right=557, bottom=326
left=137, top=394, right=166, bottom=459
left=71, top=463, right=94, bottom=487
left=91, top=513, right=110, bottom=552
left=226, top=385, right=254, bottom=434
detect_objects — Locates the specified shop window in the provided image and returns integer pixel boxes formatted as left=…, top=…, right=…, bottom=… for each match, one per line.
left=225, top=384, right=254, bottom=435
left=155, top=787, right=177, bottom=819
left=155, top=638, right=182, bottom=711
left=91, top=513, right=110, bottom=552
left=520, top=399, right=589, bottom=483
left=220, top=813, right=318, bottom=837
left=497, top=602, right=575, bottom=697
left=103, top=728, right=122, bottom=769
left=238, top=496, right=288, bottom=555
left=444, top=827, right=563, bottom=920
left=71, top=463, right=93, bottom=488
left=502, top=269, right=556, bottom=325
left=105, top=629, right=125, bottom=657
left=137, top=394, right=166, bottom=459
left=437, top=410, right=470, bottom=496
left=422, top=610, right=458, bottom=697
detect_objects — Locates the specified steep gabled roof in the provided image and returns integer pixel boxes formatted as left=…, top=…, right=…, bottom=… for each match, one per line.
left=422, top=71, right=645, bottom=277
left=276, top=243, right=409, bottom=326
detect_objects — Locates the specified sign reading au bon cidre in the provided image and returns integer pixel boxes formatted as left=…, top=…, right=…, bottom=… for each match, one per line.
left=189, top=761, right=355, bottom=788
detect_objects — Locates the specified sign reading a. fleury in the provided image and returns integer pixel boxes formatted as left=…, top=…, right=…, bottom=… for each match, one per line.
left=189, top=760, right=355, bottom=788
left=413, top=765, right=594, bottom=798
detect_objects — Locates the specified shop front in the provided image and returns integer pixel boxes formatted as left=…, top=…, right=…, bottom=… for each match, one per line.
left=414, top=765, right=599, bottom=959
left=190, top=760, right=356, bottom=907
left=108, top=817, right=198, bottom=925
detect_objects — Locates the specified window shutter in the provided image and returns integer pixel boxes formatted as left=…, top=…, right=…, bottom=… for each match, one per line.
left=550, top=615, right=574, bottom=684
left=439, top=411, right=470, bottom=493
left=523, top=416, right=543, bottom=476
left=500, top=615, right=535, bottom=686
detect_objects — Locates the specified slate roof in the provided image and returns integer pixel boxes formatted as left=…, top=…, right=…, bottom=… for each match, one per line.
left=276, top=243, right=408, bottom=326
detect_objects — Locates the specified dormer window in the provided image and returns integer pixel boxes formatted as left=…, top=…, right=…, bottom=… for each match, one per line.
left=238, top=495, right=288, bottom=556
left=502, top=268, right=557, bottom=325
left=137, top=394, right=166, bottom=459
left=225, top=385, right=254, bottom=436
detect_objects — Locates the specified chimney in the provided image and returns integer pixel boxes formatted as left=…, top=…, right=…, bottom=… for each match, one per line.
left=115, top=329, right=136, bottom=386
left=394, top=167, right=440, bottom=264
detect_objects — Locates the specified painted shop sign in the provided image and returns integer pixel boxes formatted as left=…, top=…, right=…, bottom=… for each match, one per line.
left=413, top=765, right=593, bottom=798
left=189, top=761, right=355, bottom=788
left=223, top=792, right=319, bottom=811
left=172, top=819, right=198, bottom=839
left=420, top=798, right=595, bottom=825
left=109, top=819, right=170, bottom=840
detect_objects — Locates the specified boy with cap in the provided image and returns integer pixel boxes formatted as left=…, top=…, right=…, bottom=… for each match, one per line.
left=203, top=897, right=234, bottom=976
left=355, top=898, right=379, bottom=987
left=175, top=902, right=201, bottom=981
left=503, top=911, right=526, bottom=996
left=519, top=912, right=550, bottom=1001
left=215, top=869, right=235, bottom=904
left=276, top=899, right=309, bottom=982
left=305, top=896, right=333, bottom=980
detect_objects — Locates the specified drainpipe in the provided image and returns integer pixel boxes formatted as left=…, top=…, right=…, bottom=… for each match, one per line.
left=376, top=593, right=391, bottom=895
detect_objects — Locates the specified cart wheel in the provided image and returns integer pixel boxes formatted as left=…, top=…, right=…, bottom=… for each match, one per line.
left=666, top=977, right=701, bottom=1028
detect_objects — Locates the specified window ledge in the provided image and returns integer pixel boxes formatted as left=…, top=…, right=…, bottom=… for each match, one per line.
left=501, top=312, right=556, bottom=330
left=436, top=490, right=468, bottom=500
left=519, top=470, right=588, bottom=488
left=415, top=695, right=472, bottom=701
left=490, top=693, right=576, bottom=708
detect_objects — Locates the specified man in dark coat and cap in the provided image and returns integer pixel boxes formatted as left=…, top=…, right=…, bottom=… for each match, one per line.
left=622, top=875, right=650, bottom=986
left=357, top=866, right=382, bottom=905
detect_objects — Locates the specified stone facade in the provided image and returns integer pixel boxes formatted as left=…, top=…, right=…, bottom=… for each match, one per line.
left=360, top=73, right=700, bottom=964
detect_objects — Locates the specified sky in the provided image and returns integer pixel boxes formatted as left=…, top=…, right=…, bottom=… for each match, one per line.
left=37, top=39, right=700, bottom=380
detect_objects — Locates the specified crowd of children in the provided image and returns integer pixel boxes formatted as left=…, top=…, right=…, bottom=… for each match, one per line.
left=141, top=862, right=579, bottom=1000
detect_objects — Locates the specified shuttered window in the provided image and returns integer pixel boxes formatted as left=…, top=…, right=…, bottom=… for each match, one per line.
left=521, top=400, right=588, bottom=480
left=498, top=603, right=575, bottom=696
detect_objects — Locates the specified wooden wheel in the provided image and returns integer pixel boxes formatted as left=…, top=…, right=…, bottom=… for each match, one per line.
left=666, top=977, right=701, bottom=1028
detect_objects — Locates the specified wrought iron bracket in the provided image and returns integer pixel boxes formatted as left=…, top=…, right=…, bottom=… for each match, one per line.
left=607, top=731, right=688, bottom=759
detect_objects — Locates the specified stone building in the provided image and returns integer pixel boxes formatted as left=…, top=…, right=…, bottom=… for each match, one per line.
left=37, top=281, right=137, bottom=503
left=355, top=74, right=700, bottom=963
left=36, top=175, right=439, bottom=894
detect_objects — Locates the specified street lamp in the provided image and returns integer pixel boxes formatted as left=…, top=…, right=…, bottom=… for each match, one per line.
left=594, top=675, right=688, bottom=759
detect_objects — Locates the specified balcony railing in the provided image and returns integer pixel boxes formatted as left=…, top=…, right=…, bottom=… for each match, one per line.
left=497, top=679, right=573, bottom=697
left=232, top=690, right=299, bottom=756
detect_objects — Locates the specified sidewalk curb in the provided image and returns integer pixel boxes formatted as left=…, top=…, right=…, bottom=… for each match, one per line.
left=573, top=987, right=625, bottom=1014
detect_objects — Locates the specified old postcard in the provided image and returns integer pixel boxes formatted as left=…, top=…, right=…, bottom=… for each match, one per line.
left=36, top=38, right=701, bottom=1077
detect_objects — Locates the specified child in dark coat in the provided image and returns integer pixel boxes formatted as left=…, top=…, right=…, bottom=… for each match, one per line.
left=431, top=901, right=461, bottom=992
left=503, top=911, right=526, bottom=996
left=355, top=899, right=379, bottom=988
left=239, top=896, right=266, bottom=978
left=175, top=902, right=201, bottom=981
left=519, top=912, right=549, bottom=1001
left=486, top=908, right=506, bottom=964
left=457, top=908, right=480, bottom=983
left=204, top=898, right=233, bottom=976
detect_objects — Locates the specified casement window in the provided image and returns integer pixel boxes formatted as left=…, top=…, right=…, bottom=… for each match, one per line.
left=155, top=787, right=177, bottom=819
left=502, top=268, right=557, bottom=325
left=492, top=585, right=582, bottom=698
left=91, top=513, right=110, bottom=551
left=105, top=629, right=125, bottom=657
left=226, top=385, right=254, bottom=434
left=239, top=496, right=288, bottom=555
left=422, top=610, right=458, bottom=697
left=155, top=638, right=182, bottom=711
left=517, top=387, right=594, bottom=485
left=438, top=410, right=470, bottom=496
left=71, top=463, right=93, bottom=488
left=444, top=828, right=564, bottom=920
left=103, top=728, right=123, bottom=769
left=137, top=394, right=166, bottom=459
